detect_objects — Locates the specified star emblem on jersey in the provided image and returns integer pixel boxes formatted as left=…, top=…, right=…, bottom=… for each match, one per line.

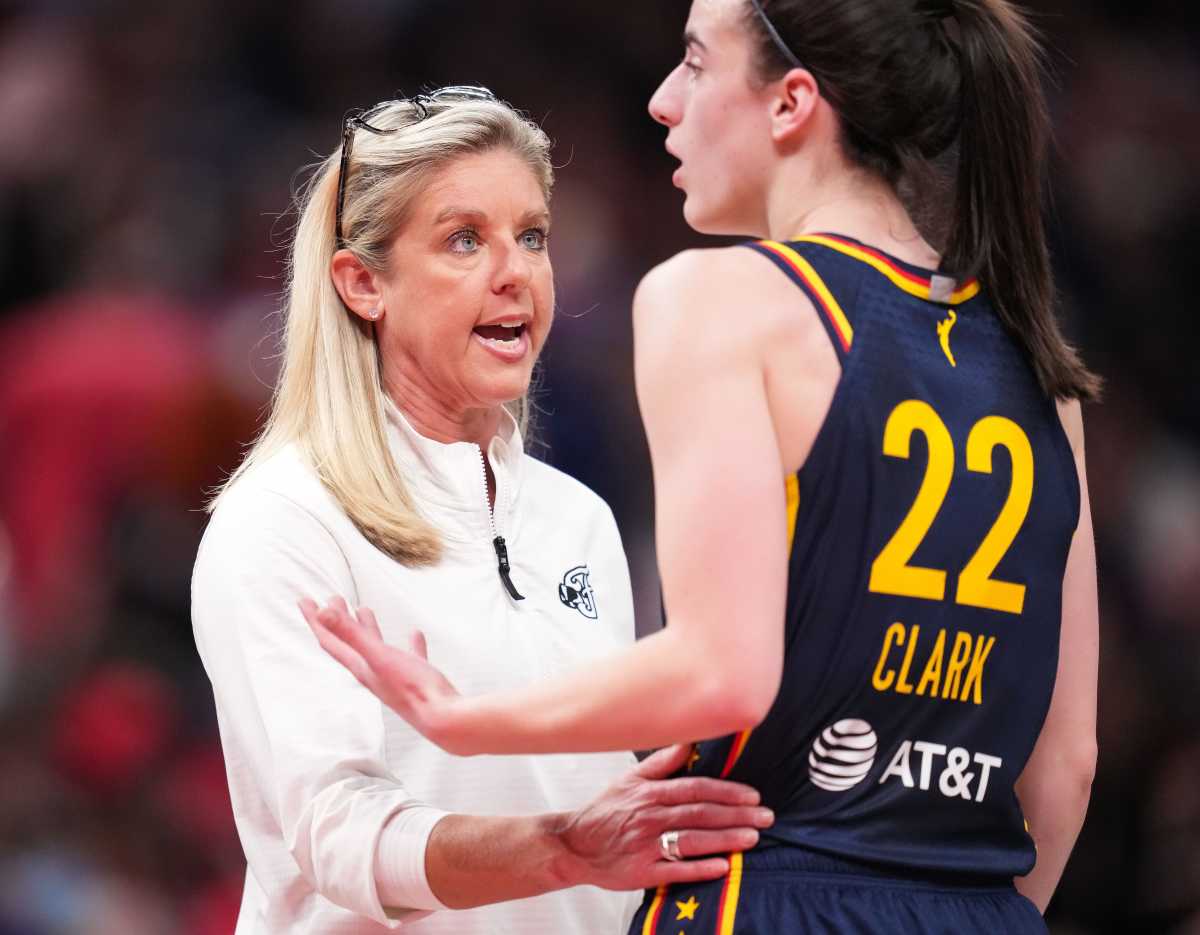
left=808, top=719, right=878, bottom=792
left=675, top=896, right=700, bottom=921
left=558, top=565, right=597, bottom=619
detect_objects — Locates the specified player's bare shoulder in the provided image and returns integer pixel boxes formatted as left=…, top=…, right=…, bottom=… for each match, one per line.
left=633, top=245, right=816, bottom=354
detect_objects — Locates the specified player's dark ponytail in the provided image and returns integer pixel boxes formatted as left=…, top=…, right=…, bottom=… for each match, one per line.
left=744, top=0, right=1100, bottom=401
left=947, top=0, right=1099, bottom=401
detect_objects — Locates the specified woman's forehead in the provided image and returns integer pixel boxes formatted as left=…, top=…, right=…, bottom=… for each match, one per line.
left=417, top=151, right=548, bottom=219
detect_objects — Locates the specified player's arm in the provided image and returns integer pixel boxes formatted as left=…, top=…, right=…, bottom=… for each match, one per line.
left=1013, top=399, right=1099, bottom=913
left=309, top=248, right=790, bottom=754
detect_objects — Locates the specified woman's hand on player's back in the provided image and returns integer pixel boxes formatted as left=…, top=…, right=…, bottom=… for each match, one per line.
left=554, top=743, right=775, bottom=891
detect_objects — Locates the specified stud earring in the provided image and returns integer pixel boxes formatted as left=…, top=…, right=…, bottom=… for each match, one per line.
left=368, top=306, right=381, bottom=321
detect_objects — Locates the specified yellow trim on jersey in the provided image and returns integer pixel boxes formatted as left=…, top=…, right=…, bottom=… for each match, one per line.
left=720, top=729, right=752, bottom=778
left=795, top=234, right=982, bottom=305
left=786, top=473, right=800, bottom=551
left=760, top=240, right=855, bottom=349
left=717, top=852, right=745, bottom=935
left=642, top=885, right=666, bottom=935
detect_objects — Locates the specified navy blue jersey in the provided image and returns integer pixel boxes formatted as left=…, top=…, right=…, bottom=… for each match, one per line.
left=685, top=234, right=1079, bottom=879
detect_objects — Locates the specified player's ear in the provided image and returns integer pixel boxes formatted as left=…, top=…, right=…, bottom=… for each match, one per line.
left=769, top=68, right=820, bottom=145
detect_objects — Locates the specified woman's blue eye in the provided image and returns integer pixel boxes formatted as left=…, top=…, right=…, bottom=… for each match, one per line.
left=450, top=230, right=480, bottom=253
left=522, top=229, right=548, bottom=250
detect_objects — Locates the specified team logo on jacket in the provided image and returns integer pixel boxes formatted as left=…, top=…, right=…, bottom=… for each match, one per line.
left=558, top=565, right=597, bottom=619
left=808, top=719, right=878, bottom=792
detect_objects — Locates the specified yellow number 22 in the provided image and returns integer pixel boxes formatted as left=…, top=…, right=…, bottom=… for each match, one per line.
left=868, top=401, right=1033, bottom=615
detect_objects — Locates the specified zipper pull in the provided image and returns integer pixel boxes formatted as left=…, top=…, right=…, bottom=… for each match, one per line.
left=492, top=536, right=525, bottom=601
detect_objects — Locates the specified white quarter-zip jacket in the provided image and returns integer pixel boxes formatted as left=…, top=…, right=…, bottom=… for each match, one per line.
left=192, top=404, right=640, bottom=934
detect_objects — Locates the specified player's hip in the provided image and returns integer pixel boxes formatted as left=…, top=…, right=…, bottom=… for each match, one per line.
left=629, top=847, right=1044, bottom=935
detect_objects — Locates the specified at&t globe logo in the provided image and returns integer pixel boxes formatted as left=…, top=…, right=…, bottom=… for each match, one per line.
left=808, top=719, right=878, bottom=792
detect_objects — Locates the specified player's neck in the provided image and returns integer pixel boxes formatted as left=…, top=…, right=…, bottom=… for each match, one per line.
left=765, top=162, right=938, bottom=269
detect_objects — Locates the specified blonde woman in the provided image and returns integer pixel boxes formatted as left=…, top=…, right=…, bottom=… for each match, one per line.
left=191, top=88, right=771, bottom=935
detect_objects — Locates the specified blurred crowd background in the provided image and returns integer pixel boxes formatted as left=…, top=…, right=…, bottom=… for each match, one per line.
left=0, top=1, right=1197, bottom=932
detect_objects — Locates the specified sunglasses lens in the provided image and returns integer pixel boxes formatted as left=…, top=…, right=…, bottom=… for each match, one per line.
left=431, top=85, right=497, bottom=103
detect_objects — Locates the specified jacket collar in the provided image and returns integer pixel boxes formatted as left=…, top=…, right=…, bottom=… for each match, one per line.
left=383, top=400, right=524, bottom=542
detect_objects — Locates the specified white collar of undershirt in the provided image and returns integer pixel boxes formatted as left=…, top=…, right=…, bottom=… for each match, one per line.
left=382, top=399, right=525, bottom=540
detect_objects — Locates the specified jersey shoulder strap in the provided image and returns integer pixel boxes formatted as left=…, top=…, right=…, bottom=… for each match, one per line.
left=743, top=234, right=983, bottom=363
left=743, top=238, right=860, bottom=363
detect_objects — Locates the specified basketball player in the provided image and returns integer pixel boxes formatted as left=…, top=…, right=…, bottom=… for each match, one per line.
left=309, top=1, right=1099, bottom=930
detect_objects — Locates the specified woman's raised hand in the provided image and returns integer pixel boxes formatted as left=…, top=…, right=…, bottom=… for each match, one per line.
left=299, top=597, right=468, bottom=752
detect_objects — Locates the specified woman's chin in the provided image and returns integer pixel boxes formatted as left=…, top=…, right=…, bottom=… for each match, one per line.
left=469, top=370, right=534, bottom=411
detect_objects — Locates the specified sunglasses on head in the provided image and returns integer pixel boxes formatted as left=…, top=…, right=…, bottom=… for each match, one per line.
left=334, top=85, right=498, bottom=249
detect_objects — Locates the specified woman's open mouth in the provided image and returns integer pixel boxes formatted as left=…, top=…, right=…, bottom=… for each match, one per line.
left=472, top=321, right=529, bottom=361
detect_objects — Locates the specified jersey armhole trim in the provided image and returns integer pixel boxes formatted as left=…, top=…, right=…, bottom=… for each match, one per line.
left=744, top=240, right=854, bottom=359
